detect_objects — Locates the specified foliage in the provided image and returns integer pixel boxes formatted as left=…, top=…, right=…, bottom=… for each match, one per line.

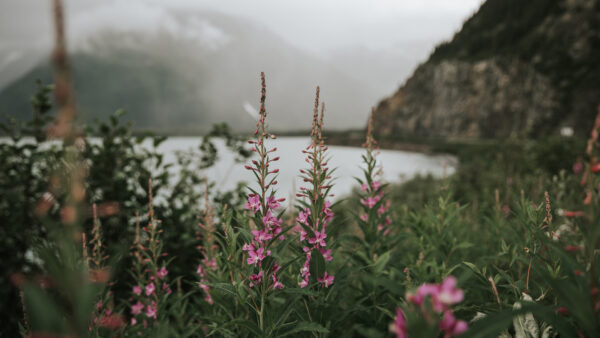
left=2, top=77, right=600, bottom=338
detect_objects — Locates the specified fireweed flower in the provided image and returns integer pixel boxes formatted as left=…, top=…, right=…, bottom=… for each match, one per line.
left=242, top=72, right=286, bottom=292
left=296, top=87, right=335, bottom=288
left=157, top=266, right=168, bottom=279
left=389, top=308, right=407, bottom=338
left=195, top=179, right=219, bottom=305
left=397, top=276, right=468, bottom=337
left=358, top=108, right=392, bottom=239
left=317, top=271, right=335, bottom=288
left=129, top=180, right=171, bottom=328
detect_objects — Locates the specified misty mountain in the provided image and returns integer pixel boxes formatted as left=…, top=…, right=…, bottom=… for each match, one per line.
left=0, top=11, right=377, bottom=133
left=373, top=0, right=600, bottom=139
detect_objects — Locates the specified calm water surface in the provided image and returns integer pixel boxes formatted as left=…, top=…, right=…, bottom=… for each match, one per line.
left=157, top=137, right=456, bottom=201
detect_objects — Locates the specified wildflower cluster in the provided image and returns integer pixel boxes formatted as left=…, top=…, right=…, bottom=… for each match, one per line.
left=358, top=109, right=392, bottom=240
left=129, top=180, right=171, bottom=328
left=87, top=204, right=123, bottom=333
left=196, top=179, right=218, bottom=304
left=242, top=72, right=285, bottom=291
left=295, top=87, right=335, bottom=288
left=392, top=276, right=467, bottom=338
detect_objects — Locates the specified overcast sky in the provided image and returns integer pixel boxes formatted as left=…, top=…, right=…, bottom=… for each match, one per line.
left=0, top=0, right=483, bottom=57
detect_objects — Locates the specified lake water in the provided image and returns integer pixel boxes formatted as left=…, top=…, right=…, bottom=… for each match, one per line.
left=156, top=137, right=456, bottom=200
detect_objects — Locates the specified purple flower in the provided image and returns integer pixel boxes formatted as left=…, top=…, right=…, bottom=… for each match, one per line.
left=272, top=274, right=284, bottom=290
left=266, top=197, right=281, bottom=210
left=323, top=201, right=334, bottom=222
left=202, top=257, right=218, bottom=271
left=145, top=282, right=155, bottom=296
left=437, top=276, right=464, bottom=308
left=252, top=229, right=273, bottom=243
left=245, top=195, right=261, bottom=214
left=263, top=211, right=282, bottom=230
left=406, top=276, right=464, bottom=312
left=296, top=209, right=310, bottom=225
left=391, top=308, right=407, bottom=338
left=242, top=243, right=255, bottom=252
left=145, top=301, right=157, bottom=319
left=131, top=301, right=144, bottom=315
left=157, top=266, right=168, bottom=279
left=197, top=264, right=206, bottom=277
left=360, top=196, right=379, bottom=209
left=317, top=272, right=334, bottom=288
left=320, top=248, right=333, bottom=261
left=249, top=271, right=263, bottom=287
left=439, top=311, right=468, bottom=336
left=308, top=229, right=327, bottom=247
left=247, top=247, right=269, bottom=266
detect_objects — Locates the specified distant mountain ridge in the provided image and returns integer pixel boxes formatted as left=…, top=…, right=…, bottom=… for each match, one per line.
left=0, top=10, right=377, bottom=133
left=372, top=0, right=600, bottom=139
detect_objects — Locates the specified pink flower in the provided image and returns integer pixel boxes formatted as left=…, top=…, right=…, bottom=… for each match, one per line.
left=361, top=183, right=369, bottom=191
left=297, top=209, right=310, bottom=225
left=323, top=201, right=334, bottom=222
left=266, top=197, right=281, bottom=210
left=573, top=161, right=583, bottom=174
left=406, top=276, right=464, bottom=312
left=300, top=229, right=307, bottom=241
left=437, top=276, right=464, bottom=308
left=439, top=311, right=468, bottom=336
left=263, top=211, right=282, bottom=230
left=360, top=214, right=368, bottom=221
left=308, top=229, right=327, bottom=247
left=360, top=196, right=379, bottom=209
left=197, top=264, right=206, bottom=277
left=145, top=301, right=157, bottom=319
left=131, top=301, right=144, bottom=315
left=317, top=272, right=334, bottom=288
left=272, top=274, right=284, bottom=290
left=132, top=285, right=142, bottom=296
left=377, top=204, right=387, bottom=215
left=242, top=243, right=255, bottom=252
left=320, top=248, right=333, bottom=261
left=247, top=247, right=269, bottom=266
left=390, top=308, right=407, bottom=338
left=245, top=195, right=261, bottom=214
left=203, top=257, right=218, bottom=271
left=157, top=266, right=168, bottom=279
left=249, top=271, right=263, bottom=287
left=130, top=317, right=137, bottom=326
left=299, top=277, right=309, bottom=288
left=145, top=282, right=155, bottom=296
left=371, top=181, right=381, bottom=191
left=252, top=229, right=273, bottom=243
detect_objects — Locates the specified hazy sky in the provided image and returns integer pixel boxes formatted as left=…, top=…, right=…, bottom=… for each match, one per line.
left=0, top=0, right=483, bottom=57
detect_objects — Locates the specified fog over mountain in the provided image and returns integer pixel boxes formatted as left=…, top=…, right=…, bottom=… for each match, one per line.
left=0, top=0, right=484, bottom=132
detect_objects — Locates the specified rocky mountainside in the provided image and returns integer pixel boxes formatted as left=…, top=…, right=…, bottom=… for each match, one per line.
left=373, top=0, right=600, bottom=139
left=0, top=11, right=377, bottom=133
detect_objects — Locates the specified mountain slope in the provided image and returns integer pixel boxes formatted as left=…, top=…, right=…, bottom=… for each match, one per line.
left=373, top=0, right=600, bottom=139
left=0, top=10, right=377, bottom=133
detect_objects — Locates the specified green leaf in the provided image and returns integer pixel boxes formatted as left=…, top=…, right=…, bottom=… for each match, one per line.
left=373, top=250, right=391, bottom=275
left=279, top=321, right=329, bottom=337
left=23, top=284, right=67, bottom=334
left=309, top=248, right=327, bottom=282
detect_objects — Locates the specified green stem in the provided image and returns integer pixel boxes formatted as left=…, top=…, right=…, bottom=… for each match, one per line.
left=259, top=290, right=265, bottom=336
